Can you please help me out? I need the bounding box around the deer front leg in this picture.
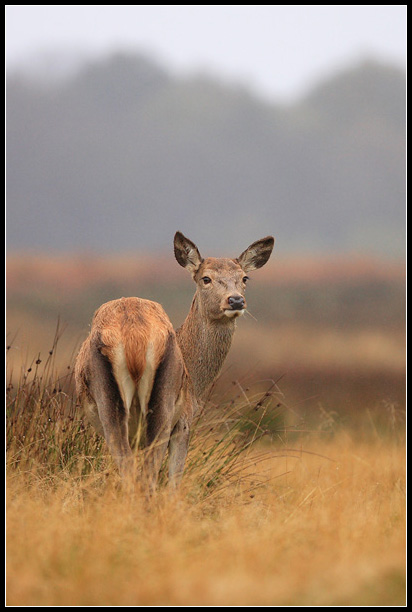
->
[168,416,191,488]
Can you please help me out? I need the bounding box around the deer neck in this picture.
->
[176,295,236,400]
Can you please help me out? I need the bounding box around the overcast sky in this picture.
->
[5,5,406,101]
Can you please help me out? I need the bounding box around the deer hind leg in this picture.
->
[143,333,184,493]
[88,343,134,479]
[83,398,104,436]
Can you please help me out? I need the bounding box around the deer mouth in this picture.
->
[223,308,245,318]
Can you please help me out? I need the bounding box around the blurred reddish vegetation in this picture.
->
[6,252,405,292]
[7,252,406,423]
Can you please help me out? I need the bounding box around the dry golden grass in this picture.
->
[6,253,406,605]
[7,432,405,606]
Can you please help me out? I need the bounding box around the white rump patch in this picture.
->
[137,342,156,416]
[112,344,136,412]
[112,342,157,418]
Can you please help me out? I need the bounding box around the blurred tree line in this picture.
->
[6,53,405,256]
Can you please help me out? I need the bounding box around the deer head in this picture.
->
[174,231,275,322]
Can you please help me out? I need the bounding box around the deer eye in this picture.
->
[243,276,249,284]
[202,276,212,285]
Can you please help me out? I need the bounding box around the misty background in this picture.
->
[6,6,406,419]
[6,5,406,257]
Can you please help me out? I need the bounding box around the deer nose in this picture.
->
[228,295,246,310]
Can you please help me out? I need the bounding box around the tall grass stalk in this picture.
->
[7,324,105,482]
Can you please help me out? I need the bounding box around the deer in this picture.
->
[75,231,274,491]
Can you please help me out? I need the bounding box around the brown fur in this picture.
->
[75,233,274,490]
[97,298,171,385]
[174,235,275,399]
[75,297,173,402]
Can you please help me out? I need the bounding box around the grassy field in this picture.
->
[6,438,406,606]
[6,336,406,606]
[6,253,406,605]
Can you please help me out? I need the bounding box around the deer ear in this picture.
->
[174,232,203,274]
[237,236,275,272]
